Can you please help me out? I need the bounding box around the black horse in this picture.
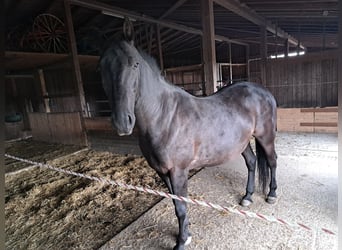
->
[99,40,278,250]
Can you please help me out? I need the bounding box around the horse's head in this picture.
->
[100,41,140,136]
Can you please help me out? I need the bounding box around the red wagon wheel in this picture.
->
[33,14,67,53]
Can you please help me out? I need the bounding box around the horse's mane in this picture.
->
[137,47,185,92]
[138,49,162,76]
[101,39,177,90]
[100,37,161,73]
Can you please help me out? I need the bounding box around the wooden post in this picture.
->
[155,24,164,71]
[64,0,88,117]
[284,38,289,57]
[297,42,301,55]
[339,0,342,137]
[275,25,278,58]
[245,45,250,81]
[145,24,154,55]
[228,43,233,84]
[201,0,217,95]
[260,25,267,85]
[322,19,326,50]
[38,69,51,113]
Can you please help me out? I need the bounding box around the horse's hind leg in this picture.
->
[240,143,257,207]
[257,137,277,204]
[266,148,277,204]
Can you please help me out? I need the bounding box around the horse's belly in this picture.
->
[188,140,246,169]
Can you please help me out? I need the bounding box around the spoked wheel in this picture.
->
[32,14,67,53]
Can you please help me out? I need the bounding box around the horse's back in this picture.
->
[216,82,274,101]
[213,82,276,112]
[211,82,277,135]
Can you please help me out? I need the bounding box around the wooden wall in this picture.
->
[250,50,338,108]
[277,107,337,133]
[28,112,87,145]
[43,68,81,112]
[5,76,43,130]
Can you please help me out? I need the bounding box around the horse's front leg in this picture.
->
[169,167,191,250]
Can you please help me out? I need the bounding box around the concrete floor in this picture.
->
[100,132,338,250]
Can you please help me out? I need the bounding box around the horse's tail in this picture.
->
[256,140,269,194]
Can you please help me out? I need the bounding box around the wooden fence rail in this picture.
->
[277,107,337,133]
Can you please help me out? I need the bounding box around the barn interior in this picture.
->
[5,0,339,144]
[4,1,339,249]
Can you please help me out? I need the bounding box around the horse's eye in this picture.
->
[133,62,139,69]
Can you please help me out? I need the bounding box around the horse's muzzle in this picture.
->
[111,113,135,136]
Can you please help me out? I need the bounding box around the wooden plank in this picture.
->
[46,113,61,143]
[301,107,338,113]
[63,112,86,145]
[315,112,338,122]
[165,64,202,73]
[28,113,50,140]
[84,117,112,131]
[300,122,337,127]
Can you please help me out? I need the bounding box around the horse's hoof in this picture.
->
[240,199,252,207]
[173,244,185,250]
[266,196,277,204]
[173,235,191,250]
[185,235,192,246]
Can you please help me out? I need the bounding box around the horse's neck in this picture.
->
[135,64,178,133]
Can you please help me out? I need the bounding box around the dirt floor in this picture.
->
[5,132,338,250]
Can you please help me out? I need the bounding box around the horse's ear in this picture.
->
[123,17,134,45]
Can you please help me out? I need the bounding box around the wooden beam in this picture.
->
[155,24,164,70]
[260,25,267,85]
[159,0,188,19]
[213,0,305,49]
[5,74,34,78]
[64,0,88,117]
[69,0,247,46]
[201,0,217,95]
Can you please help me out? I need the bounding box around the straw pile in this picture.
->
[5,146,166,249]
[5,138,82,174]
